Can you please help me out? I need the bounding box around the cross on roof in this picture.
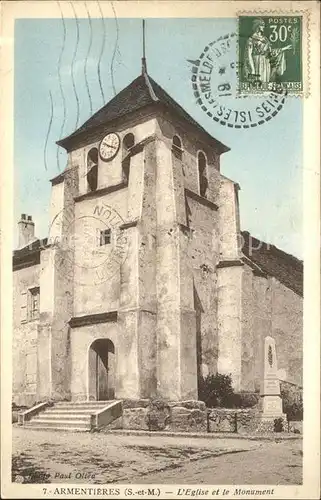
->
[142,19,147,74]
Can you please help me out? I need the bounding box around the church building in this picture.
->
[13,64,303,408]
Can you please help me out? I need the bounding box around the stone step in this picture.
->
[43,409,100,416]
[24,424,91,432]
[48,405,109,413]
[55,401,114,406]
[21,400,122,432]
[33,412,92,420]
[53,402,114,410]
[27,418,91,429]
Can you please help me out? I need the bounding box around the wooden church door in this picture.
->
[89,339,115,401]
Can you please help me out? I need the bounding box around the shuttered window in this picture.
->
[20,291,28,323]
[20,287,40,323]
[29,287,40,320]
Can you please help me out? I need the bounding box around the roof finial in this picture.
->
[142,19,147,74]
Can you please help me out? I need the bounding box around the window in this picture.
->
[122,158,130,183]
[172,135,183,160]
[122,133,135,182]
[198,151,208,198]
[87,148,98,192]
[29,287,40,320]
[123,133,135,151]
[87,147,98,165]
[100,229,111,246]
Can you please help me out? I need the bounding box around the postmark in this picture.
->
[238,15,303,94]
[189,33,287,129]
[48,201,129,287]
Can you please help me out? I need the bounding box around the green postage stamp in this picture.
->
[238,15,303,93]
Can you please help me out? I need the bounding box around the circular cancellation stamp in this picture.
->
[189,32,288,129]
[48,201,129,287]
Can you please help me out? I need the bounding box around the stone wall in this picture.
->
[216,177,243,391]
[13,264,40,406]
[217,264,243,391]
[157,114,221,197]
[69,321,145,401]
[73,191,127,317]
[241,264,303,392]
[122,400,207,432]
[240,265,256,391]
[208,408,236,433]
[47,166,78,401]
[207,408,264,434]
[186,197,219,380]
[157,114,222,392]
[270,279,302,387]
[120,401,290,434]
[167,401,207,432]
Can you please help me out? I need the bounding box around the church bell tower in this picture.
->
[44,25,230,402]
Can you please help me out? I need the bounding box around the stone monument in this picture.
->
[259,336,286,426]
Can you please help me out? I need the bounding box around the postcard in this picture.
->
[1,1,320,499]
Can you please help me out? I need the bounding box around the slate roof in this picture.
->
[241,231,303,297]
[56,72,230,154]
[13,238,47,270]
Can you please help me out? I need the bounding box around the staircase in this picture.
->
[22,401,121,432]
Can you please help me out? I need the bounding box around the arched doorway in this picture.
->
[88,339,115,401]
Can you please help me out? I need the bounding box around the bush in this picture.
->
[199,374,261,409]
[233,392,259,409]
[285,398,303,421]
[274,417,284,432]
[198,373,235,408]
[281,384,303,421]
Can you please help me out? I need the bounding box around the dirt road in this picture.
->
[12,427,302,485]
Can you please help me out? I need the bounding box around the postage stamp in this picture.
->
[238,15,303,94]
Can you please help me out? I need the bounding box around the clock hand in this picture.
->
[104,143,117,149]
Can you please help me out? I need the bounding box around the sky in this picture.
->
[14,15,303,258]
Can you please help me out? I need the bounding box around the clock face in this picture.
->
[99,133,120,161]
